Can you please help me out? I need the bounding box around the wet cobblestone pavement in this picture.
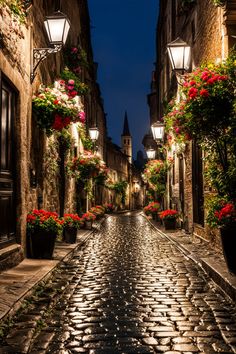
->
[1,212,236,354]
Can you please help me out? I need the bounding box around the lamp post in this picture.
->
[31,11,70,83]
[167,37,191,75]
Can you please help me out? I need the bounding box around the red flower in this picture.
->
[52,115,64,131]
[63,117,71,127]
[160,209,178,220]
[200,89,209,97]
[188,87,198,99]
[53,99,59,105]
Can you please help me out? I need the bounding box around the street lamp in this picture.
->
[167,37,191,74]
[146,147,156,160]
[31,11,71,83]
[89,127,99,142]
[151,121,165,143]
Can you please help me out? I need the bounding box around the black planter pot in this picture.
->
[28,230,57,259]
[163,218,176,230]
[85,220,93,230]
[64,227,78,244]
[220,224,236,275]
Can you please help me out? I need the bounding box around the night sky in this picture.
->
[88,0,159,159]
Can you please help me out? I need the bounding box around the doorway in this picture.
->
[0,76,17,247]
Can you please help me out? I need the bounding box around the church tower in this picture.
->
[121,111,132,163]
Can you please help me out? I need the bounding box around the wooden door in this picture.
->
[0,77,16,246]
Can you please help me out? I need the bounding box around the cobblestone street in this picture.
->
[1,212,236,354]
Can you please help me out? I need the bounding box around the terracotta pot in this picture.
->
[28,230,57,259]
[64,227,78,244]
[220,224,236,275]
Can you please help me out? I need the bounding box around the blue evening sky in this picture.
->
[88,0,159,159]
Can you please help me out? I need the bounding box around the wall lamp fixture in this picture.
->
[151,121,165,144]
[31,11,70,83]
[167,37,191,84]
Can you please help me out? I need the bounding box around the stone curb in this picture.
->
[0,218,105,323]
[143,213,236,303]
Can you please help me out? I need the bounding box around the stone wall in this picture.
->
[0,0,106,268]
[156,0,234,248]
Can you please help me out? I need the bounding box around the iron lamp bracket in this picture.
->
[30,44,62,83]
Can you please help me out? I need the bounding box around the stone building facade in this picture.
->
[155,0,236,244]
[0,0,107,268]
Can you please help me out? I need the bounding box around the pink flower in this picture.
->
[68,79,75,85]
[71,47,78,53]
[67,84,74,91]
[73,67,81,74]
[79,111,86,123]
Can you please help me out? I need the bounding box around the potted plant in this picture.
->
[206,196,236,274]
[159,209,179,230]
[104,203,115,213]
[26,209,63,259]
[143,201,160,221]
[63,213,83,243]
[82,211,96,230]
[89,206,105,219]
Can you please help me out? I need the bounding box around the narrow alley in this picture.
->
[1,212,236,354]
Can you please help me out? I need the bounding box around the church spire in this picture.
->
[122,111,131,136]
[121,111,132,163]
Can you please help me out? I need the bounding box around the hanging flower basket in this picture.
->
[66,151,108,183]
[32,79,85,135]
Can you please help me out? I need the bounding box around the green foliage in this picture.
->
[109,181,128,204]
[60,68,89,95]
[0,0,30,23]
[78,125,94,151]
[212,0,225,6]
[64,44,89,71]
[56,129,74,154]
[205,195,236,228]
[142,159,171,198]
[165,50,236,201]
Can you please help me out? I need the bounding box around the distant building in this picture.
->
[121,111,132,164]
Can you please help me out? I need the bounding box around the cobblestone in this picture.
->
[0,212,236,353]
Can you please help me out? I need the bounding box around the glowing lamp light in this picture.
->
[167,37,191,73]
[151,121,165,142]
[89,127,99,142]
[44,11,70,45]
[146,148,156,160]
